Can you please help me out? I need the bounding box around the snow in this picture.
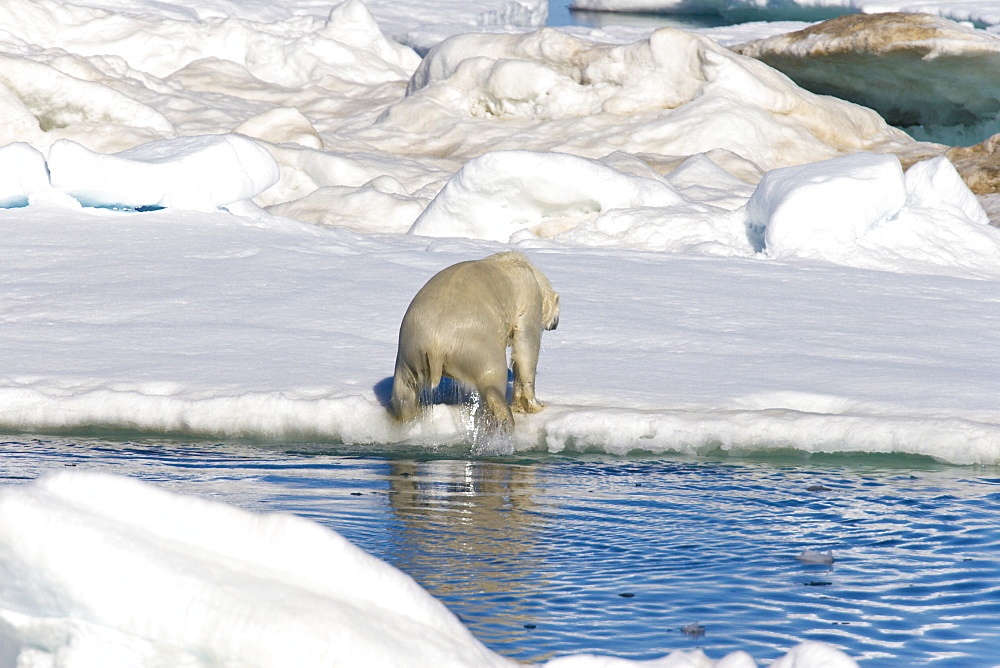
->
[0,471,859,668]
[0,143,50,208]
[740,152,1000,274]
[409,150,685,241]
[385,25,919,171]
[48,134,280,211]
[0,0,998,664]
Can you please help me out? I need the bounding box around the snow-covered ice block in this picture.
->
[0,142,50,207]
[48,134,280,211]
[742,152,907,257]
[409,150,684,242]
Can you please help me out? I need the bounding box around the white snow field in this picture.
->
[1,0,999,665]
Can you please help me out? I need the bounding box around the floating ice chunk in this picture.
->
[0,471,510,667]
[681,622,707,637]
[741,152,907,257]
[408,150,684,242]
[48,134,280,211]
[796,549,836,564]
[0,142,50,208]
[732,13,1000,138]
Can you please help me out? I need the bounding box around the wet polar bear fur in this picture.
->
[390,251,560,432]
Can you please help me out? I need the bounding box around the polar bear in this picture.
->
[389,251,560,432]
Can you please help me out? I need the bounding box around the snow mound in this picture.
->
[0,0,420,87]
[408,150,684,241]
[383,26,917,171]
[48,134,280,211]
[743,152,908,256]
[0,472,860,667]
[740,152,1000,276]
[0,52,175,151]
[0,143,50,207]
[268,180,428,234]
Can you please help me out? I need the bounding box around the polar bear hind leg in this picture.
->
[444,348,514,433]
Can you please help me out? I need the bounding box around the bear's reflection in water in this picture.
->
[386,459,547,640]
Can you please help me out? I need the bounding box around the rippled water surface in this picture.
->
[3,436,1000,665]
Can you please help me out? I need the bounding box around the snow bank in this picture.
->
[400,147,1000,276]
[0,0,420,87]
[740,152,1000,277]
[0,52,175,151]
[0,472,859,667]
[408,150,685,241]
[0,143,50,208]
[48,134,279,211]
[381,26,918,170]
[743,152,907,256]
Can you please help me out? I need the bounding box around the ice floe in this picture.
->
[569,0,1000,31]
[732,12,1000,145]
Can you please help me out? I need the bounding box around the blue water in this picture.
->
[547,0,731,30]
[546,0,854,28]
[4,435,1000,665]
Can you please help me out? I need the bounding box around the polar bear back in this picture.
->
[396,251,558,385]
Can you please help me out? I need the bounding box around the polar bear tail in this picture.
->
[389,351,444,423]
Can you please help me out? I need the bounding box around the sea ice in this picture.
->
[0,0,997,663]
[732,13,1000,144]
[569,0,1000,31]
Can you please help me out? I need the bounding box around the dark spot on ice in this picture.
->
[350,492,363,496]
